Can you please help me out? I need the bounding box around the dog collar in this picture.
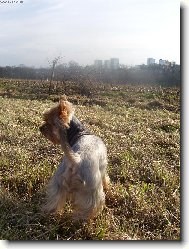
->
[67,116,92,147]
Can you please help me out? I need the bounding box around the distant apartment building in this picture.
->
[94,60,103,68]
[159,59,165,65]
[147,58,155,65]
[110,58,119,69]
[94,58,119,69]
[104,60,111,69]
[159,59,170,66]
[171,61,176,66]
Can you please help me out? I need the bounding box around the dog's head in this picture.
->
[39,95,74,144]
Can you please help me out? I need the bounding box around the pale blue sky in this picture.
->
[0,0,180,67]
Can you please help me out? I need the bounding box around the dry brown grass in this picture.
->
[0,79,180,240]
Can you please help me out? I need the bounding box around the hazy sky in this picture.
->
[0,0,180,67]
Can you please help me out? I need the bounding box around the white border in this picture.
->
[0,1,187,248]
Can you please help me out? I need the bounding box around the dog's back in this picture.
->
[72,135,107,186]
[49,134,108,219]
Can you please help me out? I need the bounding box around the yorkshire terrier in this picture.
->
[39,95,109,220]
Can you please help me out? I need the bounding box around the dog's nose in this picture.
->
[39,126,43,132]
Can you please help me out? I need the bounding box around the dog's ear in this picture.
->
[60,95,67,102]
[59,97,73,128]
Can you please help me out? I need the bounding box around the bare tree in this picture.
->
[48,56,62,94]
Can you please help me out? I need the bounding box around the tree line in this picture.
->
[0,61,180,87]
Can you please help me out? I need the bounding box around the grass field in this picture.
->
[0,79,180,240]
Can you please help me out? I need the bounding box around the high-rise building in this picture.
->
[94,58,120,69]
[94,60,103,68]
[104,60,111,69]
[110,58,119,69]
[147,58,155,65]
[159,59,164,65]
[159,59,170,66]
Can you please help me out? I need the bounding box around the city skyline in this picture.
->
[0,0,180,67]
[0,55,179,69]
